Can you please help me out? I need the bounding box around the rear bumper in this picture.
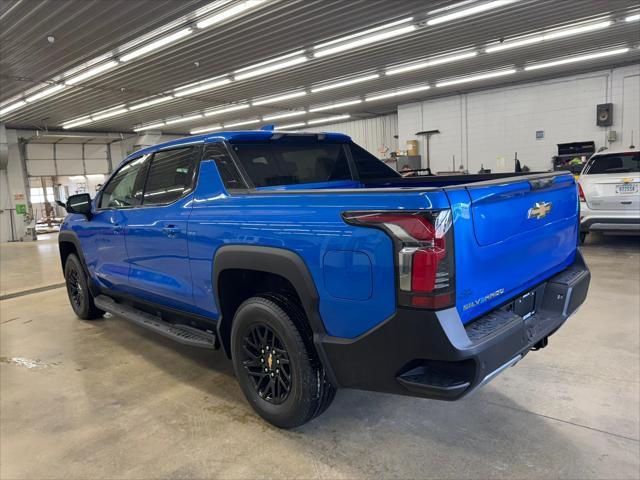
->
[321,250,590,400]
[580,202,640,233]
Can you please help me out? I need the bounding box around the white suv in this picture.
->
[578,148,639,243]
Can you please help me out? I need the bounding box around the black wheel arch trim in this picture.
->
[58,231,99,297]
[213,245,337,385]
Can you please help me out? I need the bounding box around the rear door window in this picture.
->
[142,147,198,205]
[583,152,640,174]
[230,141,351,187]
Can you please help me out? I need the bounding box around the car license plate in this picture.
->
[616,183,638,194]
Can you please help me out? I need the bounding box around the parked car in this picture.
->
[578,148,640,242]
[58,130,590,428]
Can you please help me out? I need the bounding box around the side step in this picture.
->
[94,295,217,349]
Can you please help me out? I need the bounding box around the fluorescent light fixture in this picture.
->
[0,101,26,116]
[223,119,260,128]
[234,55,308,80]
[62,117,93,129]
[234,50,305,73]
[24,84,66,103]
[314,24,416,58]
[196,0,265,29]
[625,13,640,22]
[194,0,234,19]
[262,111,307,121]
[486,19,613,53]
[524,47,630,71]
[275,122,306,130]
[365,85,430,102]
[252,91,307,106]
[309,99,362,112]
[129,96,173,110]
[65,60,119,85]
[307,114,351,125]
[134,122,165,132]
[428,0,476,15]
[543,20,612,40]
[311,74,380,93]
[173,78,232,97]
[120,27,192,62]
[204,104,250,116]
[92,108,129,121]
[165,114,204,125]
[436,69,516,87]
[485,36,543,53]
[314,17,413,50]
[190,124,223,134]
[427,0,518,26]
[386,51,478,75]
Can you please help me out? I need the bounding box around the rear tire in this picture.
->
[64,253,104,320]
[231,294,336,428]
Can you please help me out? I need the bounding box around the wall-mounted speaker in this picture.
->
[596,103,613,127]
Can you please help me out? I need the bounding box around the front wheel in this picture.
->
[231,294,335,428]
[64,253,103,320]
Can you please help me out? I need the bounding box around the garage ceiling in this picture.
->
[1,0,639,134]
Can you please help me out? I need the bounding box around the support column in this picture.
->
[18,139,36,240]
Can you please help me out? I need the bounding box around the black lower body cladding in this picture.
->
[321,250,590,400]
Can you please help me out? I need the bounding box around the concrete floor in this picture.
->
[1,233,639,479]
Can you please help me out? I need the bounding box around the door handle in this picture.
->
[112,224,123,234]
[162,225,180,238]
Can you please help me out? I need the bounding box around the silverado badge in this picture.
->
[528,201,552,220]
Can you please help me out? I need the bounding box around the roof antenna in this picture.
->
[630,130,635,149]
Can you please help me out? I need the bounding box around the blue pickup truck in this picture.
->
[59,130,590,428]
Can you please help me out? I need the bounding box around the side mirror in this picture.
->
[66,193,92,218]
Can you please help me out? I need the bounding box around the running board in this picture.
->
[94,295,217,349]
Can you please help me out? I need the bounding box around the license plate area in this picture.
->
[616,183,638,194]
[502,290,536,320]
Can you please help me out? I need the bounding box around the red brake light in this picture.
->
[578,183,586,201]
[342,210,455,310]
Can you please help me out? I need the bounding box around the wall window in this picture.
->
[30,187,54,204]
[142,147,197,205]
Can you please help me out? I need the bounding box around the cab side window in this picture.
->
[204,143,246,190]
[142,147,197,205]
[99,155,148,209]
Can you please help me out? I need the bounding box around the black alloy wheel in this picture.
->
[230,294,336,428]
[241,322,292,405]
[64,253,104,320]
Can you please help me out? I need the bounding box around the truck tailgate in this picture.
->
[446,173,579,324]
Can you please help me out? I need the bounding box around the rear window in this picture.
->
[583,152,639,174]
[350,143,399,179]
[230,141,351,187]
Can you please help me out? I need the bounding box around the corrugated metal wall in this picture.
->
[305,114,398,158]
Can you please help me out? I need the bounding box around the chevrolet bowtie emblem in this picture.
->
[528,201,552,220]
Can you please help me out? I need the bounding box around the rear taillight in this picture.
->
[578,182,586,202]
[343,210,455,310]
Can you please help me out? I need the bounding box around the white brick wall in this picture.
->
[398,65,640,173]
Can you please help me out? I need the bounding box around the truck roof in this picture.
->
[125,129,353,162]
